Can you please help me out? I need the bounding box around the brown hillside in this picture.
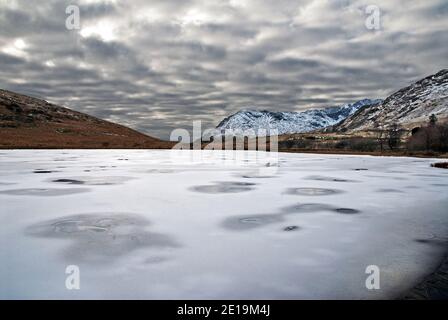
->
[0,89,174,149]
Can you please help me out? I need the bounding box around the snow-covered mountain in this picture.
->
[215,99,382,136]
[334,69,448,132]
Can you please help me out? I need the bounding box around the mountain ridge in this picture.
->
[215,99,382,136]
[215,69,448,137]
[333,69,448,132]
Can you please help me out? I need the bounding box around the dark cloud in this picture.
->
[268,57,321,72]
[0,0,447,139]
[79,2,118,19]
[0,52,25,65]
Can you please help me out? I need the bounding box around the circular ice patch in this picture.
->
[285,188,342,196]
[221,214,284,230]
[25,213,179,263]
[282,203,336,214]
[191,181,257,194]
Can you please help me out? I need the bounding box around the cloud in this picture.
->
[0,0,447,139]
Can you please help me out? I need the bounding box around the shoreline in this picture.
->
[278,148,448,159]
[402,254,448,300]
[1,147,448,160]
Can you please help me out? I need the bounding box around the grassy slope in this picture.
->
[0,89,174,149]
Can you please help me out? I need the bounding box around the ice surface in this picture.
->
[0,150,447,299]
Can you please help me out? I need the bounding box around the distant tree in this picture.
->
[407,118,448,153]
[429,114,438,126]
[387,123,402,151]
[422,127,434,151]
[283,139,295,149]
[438,124,448,152]
[374,121,386,153]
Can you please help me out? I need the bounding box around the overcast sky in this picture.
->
[0,0,447,139]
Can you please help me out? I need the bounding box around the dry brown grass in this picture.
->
[0,122,175,149]
[0,89,175,149]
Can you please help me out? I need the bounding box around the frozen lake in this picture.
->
[1,150,447,299]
